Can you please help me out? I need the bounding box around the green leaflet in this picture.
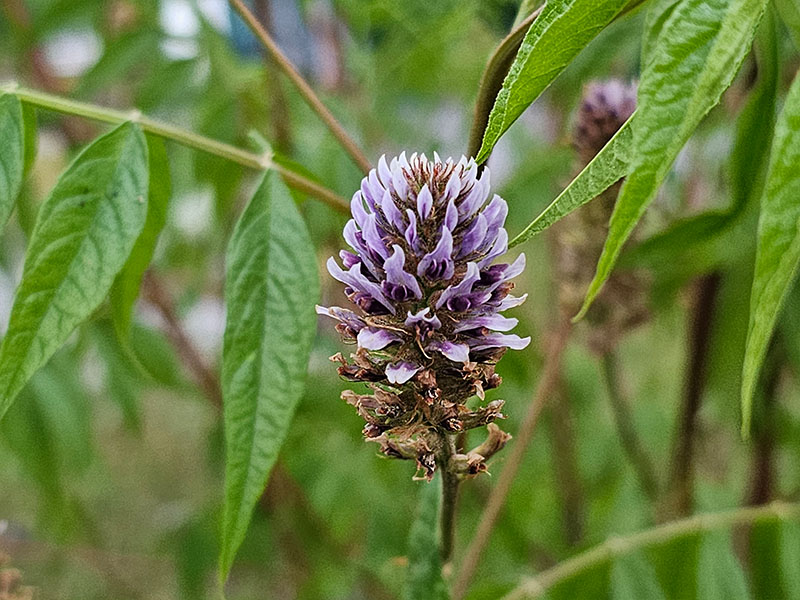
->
[509,115,633,248]
[0,93,26,228]
[475,0,629,164]
[219,170,319,581]
[696,530,751,600]
[741,69,800,434]
[403,478,449,600]
[576,0,768,320]
[0,122,148,422]
[610,551,666,600]
[111,135,171,340]
[623,8,779,272]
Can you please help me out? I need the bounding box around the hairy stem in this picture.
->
[453,319,572,600]
[0,83,350,214]
[663,272,721,520]
[439,433,461,563]
[502,501,800,600]
[600,351,660,502]
[228,0,372,174]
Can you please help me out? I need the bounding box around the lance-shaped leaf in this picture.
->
[0,93,25,228]
[219,170,319,580]
[741,69,800,433]
[403,478,449,600]
[475,0,629,163]
[0,122,148,421]
[111,135,171,339]
[509,115,633,248]
[576,0,769,320]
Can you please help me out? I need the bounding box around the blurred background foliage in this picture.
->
[0,0,799,598]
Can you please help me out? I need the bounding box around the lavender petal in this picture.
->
[357,327,401,350]
[385,361,419,384]
[417,227,455,281]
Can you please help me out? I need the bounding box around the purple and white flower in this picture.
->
[318,153,528,478]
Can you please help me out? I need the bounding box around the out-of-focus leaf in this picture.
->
[403,478,448,600]
[219,170,319,580]
[696,530,750,600]
[648,532,701,600]
[610,551,666,600]
[774,0,800,48]
[130,324,187,389]
[741,69,800,433]
[749,517,789,599]
[0,123,148,422]
[475,0,630,163]
[111,135,170,340]
[0,93,25,228]
[0,357,93,534]
[91,322,143,432]
[577,0,768,319]
[509,116,633,248]
[548,561,611,600]
[625,9,778,271]
[21,102,37,176]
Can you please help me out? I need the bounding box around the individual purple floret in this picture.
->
[318,153,528,479]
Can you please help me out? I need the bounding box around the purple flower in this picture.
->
[318,153,528,478]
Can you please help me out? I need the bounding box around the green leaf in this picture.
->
[741,69,800,433]
[641,0,682,66]
[696,530,751,600]
[475,0,630,163]
[21,102,37,176]
[648,532,701,600]
[0,93,26,228]
[111,135,170,339]
[611,551,666,600]
[0,122,149,422]
[576,0,768,320]
[509,115,633,248]
[774,0,800,48]
[403,478,448,600]
[624,10,779,271]
[749,517,789,599]
[219,170,319,580]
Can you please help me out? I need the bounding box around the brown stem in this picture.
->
[452,318,572,600]
[663,272,721,520]
[601,351,660,502]
[547,380,585,546]
[746,341,783,507]
[228,0,372,174]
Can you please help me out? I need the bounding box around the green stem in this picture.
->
[439,433,460,563]
[502,501,800,600]
[228,0,372,175]
[0,82,350,214]
[600,351,660,503]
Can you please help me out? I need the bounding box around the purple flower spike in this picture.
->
[318,153,530,476]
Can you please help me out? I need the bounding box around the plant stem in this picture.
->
[547,381,585,546]
[452,318,572,600]
[0,82,350,214]
[467,7,543,161]
[439,433,460,563]
[228,0,372,174]
[600,351,660,503]
[663,272,721,520]
[502,501,800,600]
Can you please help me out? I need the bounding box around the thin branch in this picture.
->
[502,501,800,600]
[452,319,573,600]
[0,82,350,214]
[600,351,660,503]
[663,272,721,520]
[467,7,544,160]
[547,381,586,546]
[228,0,372,174]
